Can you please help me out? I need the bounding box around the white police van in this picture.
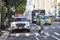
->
[10,16,30,32]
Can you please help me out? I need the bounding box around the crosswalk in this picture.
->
[9,31,60,40]
[6,22,60,40]
[31,25,60,40]
[54,32,60,36]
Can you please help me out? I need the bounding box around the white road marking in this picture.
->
[25,33,30,36]
[52,35,60,40]
[11,34,18,36]
[54,32,60,36]
[44,27,48,29]
[1,32,9,40]
[11,33,34,36]
[44,32,50,36]
[51,27,56,29]
[16,33,20,37]
[35,36,39,40]
[35,33,40,36]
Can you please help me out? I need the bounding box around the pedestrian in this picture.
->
[40,19,44,33]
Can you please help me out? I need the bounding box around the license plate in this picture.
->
[19,27,22,29]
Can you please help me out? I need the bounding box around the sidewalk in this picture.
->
[0,31,9,40]
[0,32,4,36]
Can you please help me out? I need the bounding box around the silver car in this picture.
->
[56,16,60,21]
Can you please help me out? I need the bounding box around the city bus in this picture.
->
[32,9,45,23]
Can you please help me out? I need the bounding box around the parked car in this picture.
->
[44,16,52,25]
[9,16,30,32]
[56,16,60,21]
[49,16,56,22]
[36,15,52,25]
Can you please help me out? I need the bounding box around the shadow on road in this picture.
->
[10,29,30,33]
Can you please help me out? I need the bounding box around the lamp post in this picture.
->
[54,6,57,16]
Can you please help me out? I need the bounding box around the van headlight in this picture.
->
[11,23,15,26]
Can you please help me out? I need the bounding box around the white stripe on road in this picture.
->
[54,32,60,36]
[35,33,40,36]
[1,32,10,40]
[11,33,34,37]
[44,27,49,29]
[51,35,60,40]
[44,32,50,36]
[25,33,31,36]
[51,27,56,29]
[35,36,39,40]
[16,33,20,37]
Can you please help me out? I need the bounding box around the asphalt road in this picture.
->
[6,22,60,40]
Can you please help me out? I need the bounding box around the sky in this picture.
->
[57,0,60,2]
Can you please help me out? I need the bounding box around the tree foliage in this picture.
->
[1,0,27,29]
[16,0,27,14]
[58,2,60,15]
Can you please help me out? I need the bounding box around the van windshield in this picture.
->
[44,16,49,19]
[10,18,27,22]
[39,16,44,19]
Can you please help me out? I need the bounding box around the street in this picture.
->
[1,0,60,40]
[5,22,60,40]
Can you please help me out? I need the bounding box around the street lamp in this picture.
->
[55,6,57,16]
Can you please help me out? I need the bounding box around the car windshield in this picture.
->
[10,18,27,22]
[39,16,45,19]
[44,16,49,19]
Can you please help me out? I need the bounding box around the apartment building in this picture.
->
[34,0,57,16]
[25,0,57,20]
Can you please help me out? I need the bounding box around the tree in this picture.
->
[58,2,60,15]
[17,4,26,14]
[14,0,27,14]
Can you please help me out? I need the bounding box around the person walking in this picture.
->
[40,19,44,33]
[36,15,44,33]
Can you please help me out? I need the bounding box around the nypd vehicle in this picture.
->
[9,16,30,32]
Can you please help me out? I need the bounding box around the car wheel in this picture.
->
[27,29,30,32]
[36,22,40,25]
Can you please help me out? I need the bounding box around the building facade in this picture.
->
[34,0,57,16]
[25,0,57,20]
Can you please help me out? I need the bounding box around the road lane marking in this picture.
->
[11,33,34,36]
[1,32,10,40]
[35,36,39,40]
[35,33,40,36]
[16,33,20,37]
[44,32,50,36]
[25,33,30,36]
[54,32,60,36]
[51,35,60,40]
[51,27,56,29]
[44,27,49,29]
